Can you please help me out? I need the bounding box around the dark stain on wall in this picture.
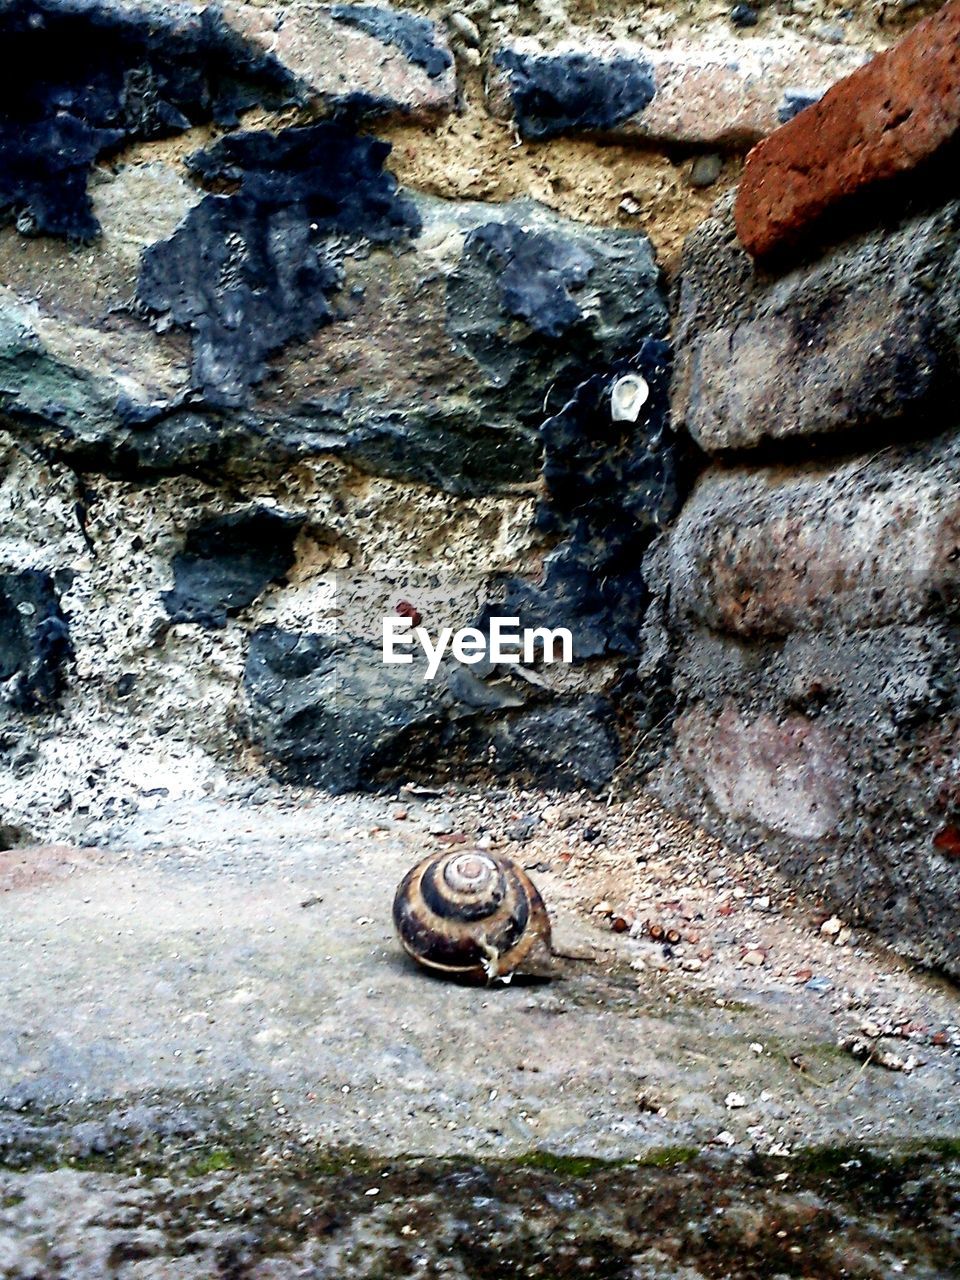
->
[0,570,72,712]
[464,222,596,339]
[0,0,299,241]
[494,48,656,141]
[479,337,683,660]
[138,123,422,408]
[162,508,304,629]
[328,4,452,78]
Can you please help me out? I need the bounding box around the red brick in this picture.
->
[735,0,960,257]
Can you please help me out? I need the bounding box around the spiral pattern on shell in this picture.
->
[392,850,552,982]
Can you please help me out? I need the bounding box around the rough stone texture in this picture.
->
[138,123,424,410]
[0,0,300,240]
[0,571,72,714]
[0,434,542,829]
[226,1,455,123]
[0,0,451,248]
[667,437,960,638]
[673,195,960,453]
[244,627,621,791]
[0,147,665,490]
[484,338,681,663]
[487,36,868,147]
[0,81,673,804]
[736,0,960,257]
[235,334,677,789]
[646,430,960,979]
[161,507,304,627]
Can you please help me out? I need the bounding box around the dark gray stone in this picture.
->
[0,570,71,713]
[688,154,722,188]
[673,195,960,454]
[244,627,620,792]
[138,123,421,410]
[490,47,656,141]
[777,88,822,123]
[480,338,684,662]
[729,4,759,28]
[162,508,304,628]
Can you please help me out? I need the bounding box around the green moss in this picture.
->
[792,1138,960,1180]
[511,1151,622,1177]
[507,1147,699,1177]
[636,1145,699,1169]
[187,1148,238,1176]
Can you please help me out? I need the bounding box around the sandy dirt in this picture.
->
[375,81,737,272]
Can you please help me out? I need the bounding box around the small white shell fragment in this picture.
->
[610,373,650,422]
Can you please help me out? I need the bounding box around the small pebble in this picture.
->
[689,154,723,188]
[730,3,759,26]
[448,11,480,45]
[806,976,833,993]
[506,814,540,842]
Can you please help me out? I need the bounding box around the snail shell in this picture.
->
[610,373,650,423]
[393,850,552,983]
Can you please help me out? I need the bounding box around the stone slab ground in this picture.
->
[1,785,959,1274]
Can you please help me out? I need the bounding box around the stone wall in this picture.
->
[1,0,948,985]
[647,1,960,979]
[8,0,888,840]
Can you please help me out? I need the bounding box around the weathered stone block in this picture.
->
[487,37,867,147]
[667,434,960,638]
[162,508,304,628]
[736,0,960,257]
[673,196,960,453]
[244,627,619,791]
[651,620,960,978]
[226,2,455,123]
[0,127,666,492]
[645,428,960,978]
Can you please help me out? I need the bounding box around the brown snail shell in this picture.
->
[392,850,552,983]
